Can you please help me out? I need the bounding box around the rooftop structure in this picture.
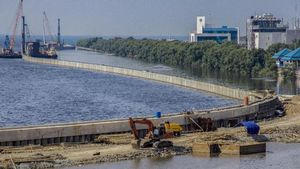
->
[272,48,300,67]
[190,16,239,44]
[247,13,289,49]
[272,48,291,59]
[282,48,300,61]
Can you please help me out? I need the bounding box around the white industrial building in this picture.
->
[247,13,288,50]
[247,13,300,50]
[254,32,287,49]
[190,16,239,44]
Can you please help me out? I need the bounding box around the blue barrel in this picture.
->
[156,112,161,118]
[240,121,260,135]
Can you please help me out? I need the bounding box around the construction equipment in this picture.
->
[0,0,23,58]
[128,118,182,149]
[43,11,56,45]
[24,24,32,42]
[9,0,23,50]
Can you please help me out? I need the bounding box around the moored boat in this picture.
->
[0,48,22,59]
[26,41,57,59]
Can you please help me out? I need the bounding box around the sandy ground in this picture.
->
[0,96,299,169]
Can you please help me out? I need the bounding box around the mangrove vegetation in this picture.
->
[77,37,300,78]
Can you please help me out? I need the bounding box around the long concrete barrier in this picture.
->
[76,46,103,53]
[0,55,277,146]
[22,55,257,100]
[0,96,279,146]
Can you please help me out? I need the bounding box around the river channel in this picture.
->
[58,49,300,95]
[63,143,300,169]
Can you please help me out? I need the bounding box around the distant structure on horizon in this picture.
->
[246,13,300,50]
[189,16,239,44]
[246,13,288,50]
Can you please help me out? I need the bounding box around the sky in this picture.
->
[0,0,299,37]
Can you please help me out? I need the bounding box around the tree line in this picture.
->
[77,37,300,78]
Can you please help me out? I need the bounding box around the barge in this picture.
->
[26,41,57,59]
[0,49,22,59]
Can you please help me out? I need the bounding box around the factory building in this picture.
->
[190,16,239,44]
[246,13,289,50]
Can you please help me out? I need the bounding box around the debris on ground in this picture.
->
[0,96,299,169]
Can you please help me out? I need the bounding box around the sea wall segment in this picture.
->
[22,55,256,100]
[0,55,277,146]
[0,96,279,146]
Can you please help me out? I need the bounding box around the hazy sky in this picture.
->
[0,0,299,36]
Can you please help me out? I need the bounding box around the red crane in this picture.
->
[9,0,23,50]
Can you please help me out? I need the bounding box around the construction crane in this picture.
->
[9,0,23,50]
[43,11,55,44]
[25,24,32,42]
[4,35,10,49]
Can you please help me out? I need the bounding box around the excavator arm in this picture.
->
[128,118,154,140]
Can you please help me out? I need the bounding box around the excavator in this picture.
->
[128,117,182,149]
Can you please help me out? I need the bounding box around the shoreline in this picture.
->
[1,95,299,168]
[0,53,296,168]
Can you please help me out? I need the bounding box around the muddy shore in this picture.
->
[0,96,299,169]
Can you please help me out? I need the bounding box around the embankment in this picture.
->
[0,55,280,146]
[23,54,257,100]
[0,96,279,146]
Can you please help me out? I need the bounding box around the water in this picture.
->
[58,50,300,95]
[64,143,300,169]
[0,59,238,127]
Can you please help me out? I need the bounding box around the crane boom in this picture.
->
[43,11,55,43]
[25,24,32,42]
[10,0,23,50]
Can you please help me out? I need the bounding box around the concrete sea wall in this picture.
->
[76,46,103,53]
[0,96,279,146]
[22,55,255,100]
[0,55,280,146]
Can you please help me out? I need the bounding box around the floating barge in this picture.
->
[25,41,57,59]
[0,51,22,59]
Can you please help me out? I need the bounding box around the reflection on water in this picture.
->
[64,143,300,169]
[276,76,300,95]
[58,50,300,95]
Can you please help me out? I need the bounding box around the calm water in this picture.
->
[0,59,238,127]
[64,143,300,169]
[58,50,300,95]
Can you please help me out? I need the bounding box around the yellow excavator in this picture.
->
[129,117,183,149]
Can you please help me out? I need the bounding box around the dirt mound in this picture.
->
[94,136,112,144]
[284,96,300,115]
[291,96,300,102]
[261,125,300,143]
